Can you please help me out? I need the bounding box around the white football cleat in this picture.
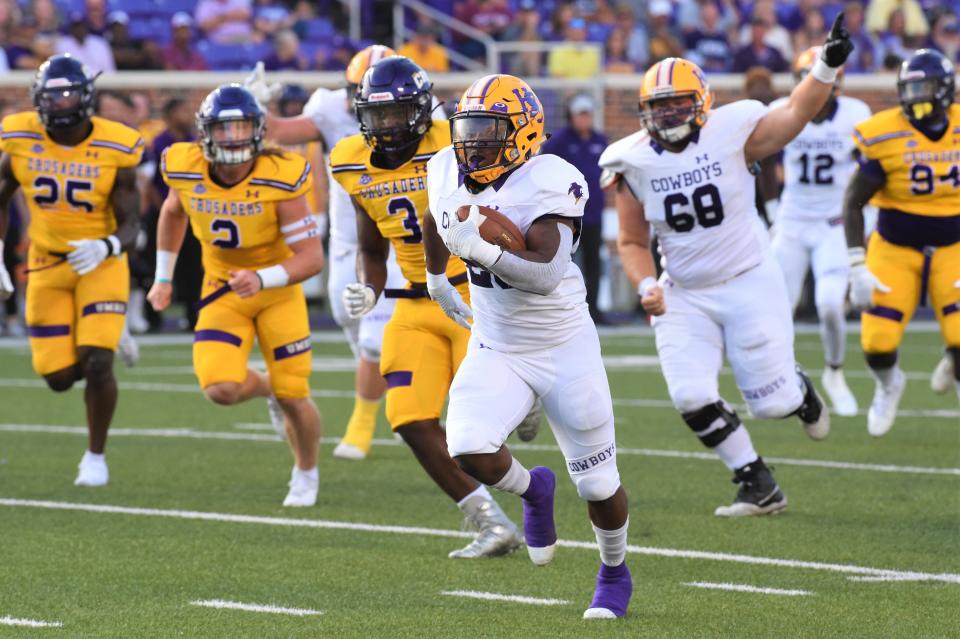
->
[266,395,287,441]
[930,354,954,395]
[74,451,108,487]
[283,467,318,507]
[117,324,139,368]
[448,496,521,559]
[821,367,858,416]
[867,368,906,437]
[332,442,366,460]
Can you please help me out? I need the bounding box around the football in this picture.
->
[456,204,527,252]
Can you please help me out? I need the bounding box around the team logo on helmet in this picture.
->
[568,182,584,203]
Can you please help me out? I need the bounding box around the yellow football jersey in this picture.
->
[853,104,960,217]
[329,122,464,284]
[0,112,144,255]
[161,143,313,281]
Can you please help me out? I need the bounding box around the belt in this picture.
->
[384,272,469,299]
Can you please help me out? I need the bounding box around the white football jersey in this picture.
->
[774,95,871,222]
[427,147,591,352]
[304,87,361,247]
[599,100,770,289]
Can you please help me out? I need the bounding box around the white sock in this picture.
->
[491,457,531,496]
[819,307,846,369]
[457,483,492,511]
[294,466,318,482]
[713,426,758,471]
[870,364,901,387]
[592,519,628,567]
[83,450,105,463]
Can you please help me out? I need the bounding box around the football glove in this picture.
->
[0,241,12,301]
[444,205,502,268]
[343,283,377,319]
[243,62,282,105]
[821,12,854,68]
[427,273,472,330]
[848,247,890,310]
[67,236,119,275]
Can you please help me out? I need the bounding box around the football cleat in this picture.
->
[821,367,858,417]
[332,442,366,460]
[930,354,954,395]
[514,399,542,442]
[266,395,287,441]
[796,366,830,440]
[714,457,787,517]
[282,467,318,507]
[117,324,139,368]
[522,466,557,565]
[583,562,633,619]
[867,367,906,437]
[74,451,108,487]
[448,496,521,559]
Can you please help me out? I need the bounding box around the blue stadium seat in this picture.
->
[301,18,335,43]
[155,0,196,15]
[108,0,160,19]
[199,41,272,71]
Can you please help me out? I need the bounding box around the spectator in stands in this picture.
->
[676,0,739,34]
[647,0,685,63]
[612,3,649,69]
[547,17,601,78]
[253,0,294,41]
[604,28,636,73]
[162,13,208,71]
[502,0,544,76]
[455,0,513,59]
[398,23,449,72]
[31,0,59,35]
[196,0,254,44]
[86,0,108,36]
[541,93,608,324]
[56,11,115,73]
[733,16,787,72]
[263,28,307,71]
[0,0,19,42]
[791,6,828,57]
[877,8,915,68]
[7,14,40,69]
[740,0,792,62]
[543,3,575,42]
[866,0,929,40]
[318,38,354,72]
[842,1,878,72]
[107,11,161,71]
[30,34,56,67]
[684,0,733,72]
[96,90,135,126]
[927,12,959,63]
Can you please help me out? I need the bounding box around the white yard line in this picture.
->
[2,423,958,477]
[1,498,957,585]
[440,591,569,606]
[189,599,322,616]
[0,615,63,628]
[847,575,944,583]
[683,582,813,596]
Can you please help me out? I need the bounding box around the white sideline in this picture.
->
[1,498,958,585]
[0,615,63,628]
[189,599,322,616]
[440,591,569,606]
[683,582,813,597]
[0,377,956,419]
[2,423,959,478]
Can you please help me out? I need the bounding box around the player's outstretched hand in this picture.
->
[229,269,263,298]
[427,274,473,329]
[821,12,854,68]
[244,62,282,105]
[66,239,109,275]
[147,281,172,312]
[343,282,377,319]
[0,261,13,301]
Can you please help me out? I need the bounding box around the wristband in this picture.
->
[256,264,290,289]
[638,276,658,298]
[810,58,839,84]
[155,250,178,283]
[473,241,504,269]
[102,235,121,257]
[848,246,865,267]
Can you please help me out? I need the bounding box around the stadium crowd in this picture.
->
[0,0,956,75]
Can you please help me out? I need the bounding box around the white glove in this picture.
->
[444,205,502,268]
[427,272,472,330]
[67,238,115,275]
[848,247,890,310]
[243,61,282,105]
[342,282,377,319]
[0,241,12,301]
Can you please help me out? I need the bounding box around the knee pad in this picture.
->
[682,401,741,448]
[865,350,898,371]
[445,422,498,458]
[566,442,620,502]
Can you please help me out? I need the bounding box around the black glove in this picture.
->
[821,12,854,68]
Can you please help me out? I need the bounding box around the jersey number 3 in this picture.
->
[387,196,422,244]
[664,184,725,232]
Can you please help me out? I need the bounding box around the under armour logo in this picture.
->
[695,153,709,164]
[86,150,98,159]
[414,164,427,174]
[246,190,259,199]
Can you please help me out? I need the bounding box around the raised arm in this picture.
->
[147,187,190,311]
[613,179,664,315]
[745,13,854,164]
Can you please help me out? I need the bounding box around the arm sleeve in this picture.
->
[487,223,574,296]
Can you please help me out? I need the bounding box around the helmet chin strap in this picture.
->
[660,122,694,143]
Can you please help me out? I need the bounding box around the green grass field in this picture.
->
[1,326,957,638]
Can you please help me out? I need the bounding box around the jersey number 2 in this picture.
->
[387,196,422,244]
[32,176,94,212]
[211,218,240,248]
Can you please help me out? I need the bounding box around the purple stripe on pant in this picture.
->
[194,329,242,347]
[81,301,127,316]
[27,324,70,337]
[865,306,905,322]
[273,337,311,361]
[384,371,413,388]
[944,302,959,316]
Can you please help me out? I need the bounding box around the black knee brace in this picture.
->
[865,350,898,371]
[682,401,741,448]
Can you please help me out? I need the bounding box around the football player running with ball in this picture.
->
[602,16,853,516]
[425,74,632,619]
[148,85,325,507]
[770,47,871,417]
[0,54,143,487]
[329,57,522,559]
[844,49,960,434]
